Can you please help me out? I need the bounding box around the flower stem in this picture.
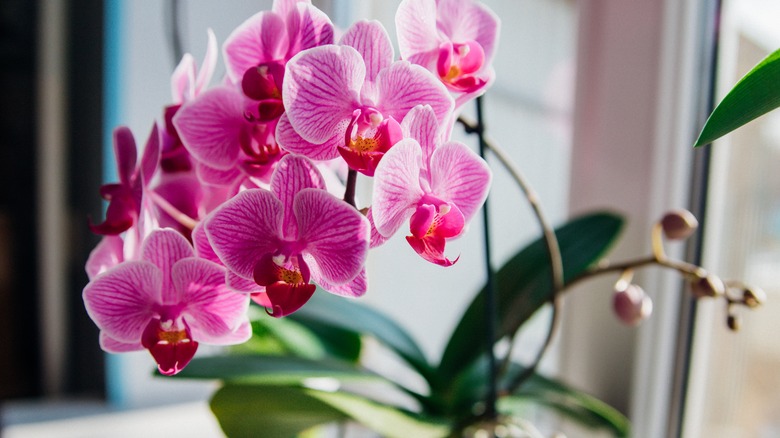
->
[147,190,198,230]
[458,114,564,395]
[474,97,499,421]
[343,169,357,208]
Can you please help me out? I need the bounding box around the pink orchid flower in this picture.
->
[204,154,370,317]
[89,125,160,235]
[224,0,334,122]
[83,229,251,376]
[278,20,453,176]
[161,29,218,174]
[372,105,491,266]
[396,0,499,107]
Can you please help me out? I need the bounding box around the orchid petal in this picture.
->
[365,207,388,248]
[139,124,161,187]
[401,104,440,164]
[294,188,369,285]
[86,235,125,280]
[372,139,425,237]
[192,222,219,263]
[113,127,137,186]
[227,271,262,293]
[318,268,368,297]
[272,0,308,18]
[437,0,500,63]
[395,0,439,64]
[174,258,250,342]
[283,45,364,144]
[286,3,334,58]
[223,11,289,83]
[271,154,326,238]
[340,20,393,83]
[141,229,195,304]
[275,113,343,160]
[205,189,283,279]
[429,141,492,221]
[100,332,143,353]
[195,28,218,96]
[174,86,247,170]
[195,161,243,187]
[376,61,453,124]
[83,261,160,343]
[171,53,196,104]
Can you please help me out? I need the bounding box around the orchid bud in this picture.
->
[742,287,766,308]
[727,314,741,331]
[690,273,725,299]
[660,209,699,240]
[613,284,653,326]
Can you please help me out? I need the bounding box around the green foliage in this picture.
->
[695,48,780,146]
[178,212,629,437]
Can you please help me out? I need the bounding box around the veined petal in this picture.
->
[192,222,219,263]
[340,20,393,83]
[174,86,247,170]
[227,271,262,293]
[195,160,243,187]
[141,229,195,304]
[113,127,137,187]
[437,0,500,63]
[400,104,440,165]
[223,11,289,83]
[283,45,364,144]
[171,53,196,104]
[294,189,369,285]
[276,113,343,160]
[139,124,161,188]
[376,61,453,125]
[174,258,250,343]
[372,139,425,237]
[271,154,326,239]
[86,235,125,280]
[285,2,334,58]
[318,268,368,297]
[429,141,492,221]
[204,189,283,279]
[99,332,143,353]
[272,0,308,18]
[395,0,439,62]
[83,261,160,343]
[195,28,218,96]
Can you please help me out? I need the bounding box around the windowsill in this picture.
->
[2,401,223,437]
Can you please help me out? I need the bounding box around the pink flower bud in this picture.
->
[613,284,653,326]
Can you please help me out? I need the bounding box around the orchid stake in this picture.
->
[474,96,499,422]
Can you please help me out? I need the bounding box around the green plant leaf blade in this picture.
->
[437,212,624,384]
[290,290,433,378]
[210,385,347,438]
[211,385,451,438]
[695,48,780,146]
[172,354,380,385]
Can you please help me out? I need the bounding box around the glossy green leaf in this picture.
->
[514,373,630,437]
[211,385,451,438]
[290,290,433,379]
[437,212,624,383]
[173,354,380,385]
[308,390,451,438]
[211,385,347,437]
[695,48,780,146]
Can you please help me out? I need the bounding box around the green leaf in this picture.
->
[695,48,780,146]
[514,373,630,437]
[210,385,347,437]
[173,354,380,385]
[290,290,433,379]
[211,385,451,438]
[308,390,451,438]
[437,212,624,384]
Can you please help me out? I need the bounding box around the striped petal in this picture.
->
[429,141,492,221]
[372,139,425,237]
[340,20,393,83]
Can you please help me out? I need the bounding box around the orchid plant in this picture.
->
[83,0,767,437]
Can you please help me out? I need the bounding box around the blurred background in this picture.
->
[0,0,778,436]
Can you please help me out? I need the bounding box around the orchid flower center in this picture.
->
[253,254,317,318]
[436,41,487,93]
[338,109,403,176]
[239,124,282,171]
[242,61,286,122]
[141,317,198,376]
